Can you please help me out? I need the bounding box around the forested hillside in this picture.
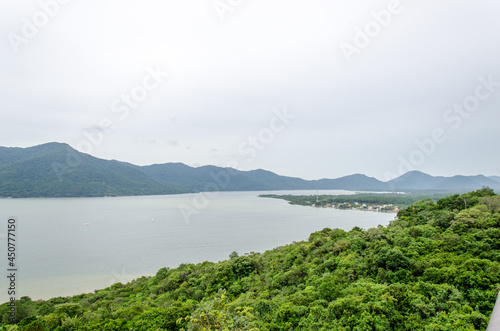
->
[0,143,183,197]
[1,188,500,330]
[1,143,499,197]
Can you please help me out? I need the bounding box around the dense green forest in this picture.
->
[2,188,500,330]
[260,192,450,209]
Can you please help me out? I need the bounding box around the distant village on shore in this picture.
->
[312,201,400,213]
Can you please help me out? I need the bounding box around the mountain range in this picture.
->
[0,142,498,198]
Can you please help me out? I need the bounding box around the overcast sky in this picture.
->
[1,0,499,181]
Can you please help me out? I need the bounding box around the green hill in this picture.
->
[1,188,499,330]
[0,143,183,197]
[1,143,499,198]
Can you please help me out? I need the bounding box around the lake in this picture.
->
[0,190,395,302]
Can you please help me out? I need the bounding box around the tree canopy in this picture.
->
[1,187,499,330]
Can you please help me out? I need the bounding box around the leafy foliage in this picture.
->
[1,188,499,330]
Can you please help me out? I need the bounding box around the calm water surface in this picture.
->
[0,190,395,302]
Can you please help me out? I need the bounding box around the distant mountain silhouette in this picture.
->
[314,174,389,191]
[386,171,500,191]
[489,176,500,183]
[0,143,498,197]
[387,171,443,190]
[0,143,182,197]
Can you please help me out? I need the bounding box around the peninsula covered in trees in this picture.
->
[260,192,453,213]
[1,188,500,330]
